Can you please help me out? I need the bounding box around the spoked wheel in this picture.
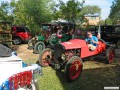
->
[39,48,52,67]
[49,34,58,46]
[65,56,83,82]
[106,47,115,64]
[28,39,34,50]
[33,41,45,54]
[13,37,22,45]
[116,40,120,49]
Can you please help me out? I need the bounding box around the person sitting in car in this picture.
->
[85,31,98,51]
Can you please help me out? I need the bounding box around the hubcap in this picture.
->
[38,44,43,51]
[14,39,20,44]
[49,35,58,46]
[69,60,82,80]
[42,51,51,66]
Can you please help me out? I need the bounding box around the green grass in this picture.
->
[23,59,120,90]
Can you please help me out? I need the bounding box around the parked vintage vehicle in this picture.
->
[0,44,42,90]
[95,25,120,48]
[28,22,75,54]
[12,25,32,45]
[38,38,115,82]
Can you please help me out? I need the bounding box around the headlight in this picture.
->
[61,54,66,60]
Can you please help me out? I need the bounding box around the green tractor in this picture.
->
[28,22,75,54]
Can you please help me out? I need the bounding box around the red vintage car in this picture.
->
[38,38,115,82]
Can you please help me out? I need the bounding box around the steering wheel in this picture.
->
[56,30,63,38]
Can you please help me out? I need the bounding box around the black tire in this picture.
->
[28,39,34,50]
[49,34,58,46]
[105,47,115,64]
[65,56,83,82]
[39,48,52,67]
[33,41,45,54]
[13,37,22,45]
[116,40,120,48]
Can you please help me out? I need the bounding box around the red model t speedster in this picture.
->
[38,38,115,82]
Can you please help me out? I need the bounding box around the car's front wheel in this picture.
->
[106,47,115,64]
[65,56,83,82]
[39,48,52,67]
[33,41,45,54]
[28,39,34,50]
[13,37,22,45]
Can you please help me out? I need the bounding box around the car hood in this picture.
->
[60,39,86,50]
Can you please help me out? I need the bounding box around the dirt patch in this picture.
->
[16,44,39,61]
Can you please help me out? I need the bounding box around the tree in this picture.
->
[13,0,54,35]
[53,1,101,24]
[0,1,14,21]
[77,5,101,23]
[79,5,101,15]
[53,0,84,22]
[109,0,120,24]
[105,18,113,25]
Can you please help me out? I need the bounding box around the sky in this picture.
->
[1,0,114,20]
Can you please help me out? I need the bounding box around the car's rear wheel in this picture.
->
[13,37,22,45]
[33,41,45,54]
[49,34,58,46]
[39,48,52,67]
[65,56,83,82]
[116,40,120,48]
[28,39,34,50]
[106,47,115,64]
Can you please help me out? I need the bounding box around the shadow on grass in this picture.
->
[55,64,120,90]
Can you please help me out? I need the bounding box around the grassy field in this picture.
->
[18,44,120,90]
[23,59,120,90]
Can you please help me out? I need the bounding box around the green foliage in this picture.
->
[79,5,101,16]
[53,1,101,24]
[105,18,113,25]
[99,18,113,25]
[13,0,54,35]
[53,0,84,22]
[0,0,54,36]
[0,0,101,35]
[0,1,14,21]
[77,5,101,24]
[109,0,120,24]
